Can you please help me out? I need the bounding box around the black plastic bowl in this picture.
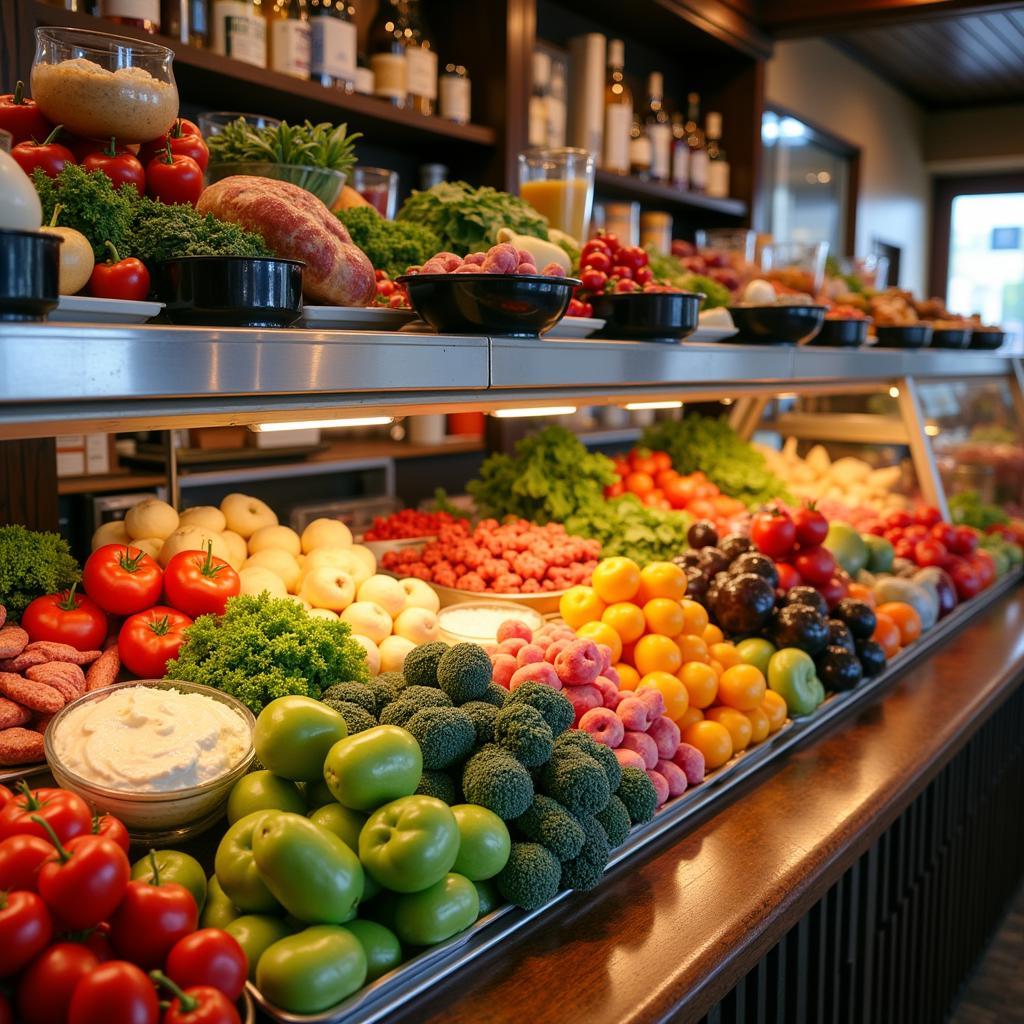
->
[396,273,580,338]
[591,291,703,344]
[726,304,827,345]
[808,317,870,347]
[969,329,1007,351]
[930,327,972,350]
[0,229,60,322]
[874,324,933,349]
[154,256,304,328]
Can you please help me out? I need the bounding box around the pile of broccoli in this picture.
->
[319,640,659,913]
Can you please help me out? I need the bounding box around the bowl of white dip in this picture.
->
[45,680,255,844]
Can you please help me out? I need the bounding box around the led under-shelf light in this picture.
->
[623,400,683,411]
[249,416,394,432]
[924,424,940,436]
[490,406,577,419]
[889,386,901,398]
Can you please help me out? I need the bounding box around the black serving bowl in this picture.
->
[153,256,304,328]
[726,304,826,345]
[591,291,703,344]
[396,273,580,338]
[930,327,972,350]
[807,317,870,347]
[873,324,933,349]
[0,229,60,321]
[969,329,1007,351]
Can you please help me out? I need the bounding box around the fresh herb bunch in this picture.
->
[337,206,440,278]
[948,490,1008,531]
[0,525,80,620]
[397,181,549,256]
[166,593,369,713]
[642,415,791,508]
[467,426,617,524]
[642,248,731,309]
[565,495,692,563]
[207,118,361,175]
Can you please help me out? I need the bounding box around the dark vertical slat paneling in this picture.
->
[700,682,1024,1024]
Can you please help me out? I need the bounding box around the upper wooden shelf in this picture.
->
[29,3,497,150]
[594,169,748,219]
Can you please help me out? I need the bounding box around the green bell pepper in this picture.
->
[227,770,306,824]
[324,725,422,811]
[254,695,348,782]
[451,804,511,882]
[200,875,240,929]
[215,811,280,913]
[392,873,479,947]
[308,802,367,852]
[225,914,293,982]
[343,920,403,982]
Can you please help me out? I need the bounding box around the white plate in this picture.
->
[49,295,164,324]
[300,305,416,330]
[543,316,606,339]
[687,325,739,343]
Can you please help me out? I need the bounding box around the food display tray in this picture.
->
[249,568,1022,1023]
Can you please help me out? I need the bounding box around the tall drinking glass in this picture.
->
[351,167,400,219]
[517,147,595,241]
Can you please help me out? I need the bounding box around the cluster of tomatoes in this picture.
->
[372,270,411,309]
[748,503,844,595]
[862,506,992,600]
[362,508,467,542]
[30,542,239,679]
[575,233,679,302]
[606,448,748,534]
[0,783,247,1024]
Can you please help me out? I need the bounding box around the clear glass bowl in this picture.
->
[206,161,347,208]
[438,602,545,645]
[31,27,178,143]
[45,679,255,846]
[197,111,282,138]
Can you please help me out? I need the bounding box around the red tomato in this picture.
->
[651,451,672,472]
[17,943,100,1024]
[581,238,611,259]
[68,961,159,1024]
[0,834,53,892]
[159,982,239,1024]
[0,890,52,976]
[163,545,240,618]
[794,545,836,586]
[138,118,209,170]
[949,525,979,556]
[687,498,716,520]
[117,606,193,679]
[884,511,912,529]
[618,245,648,271]
[82,138,146,192]
[92,813,130,854]
[903,524,929,543]
[633,265,654,285]
[914,538,948,568]
[580,249,611,274]
[37,832,131,930]
[750,507,797,558]
[0,785,11,806]
[893,538,915,560]
[11,125,76,178]
[83,544,163,616]
[604,480,624,498]
[21,585,107,651]
[819,574,849,609]
[792,503,829,547]
[930,522,956,548]
[662,476,691,509]
[883,527,906,545]
[580,268,607,292]
[615,277,639,293]
[950,560,982,600]
[88,242,151,302]
[775,562,802,591]
[110,878,198,969]
[0,786,92,845]
[0,81,52,145]
[971,550,997,589]
[861,519,885,536]
[913,504,942,527]
[145,147,204,206]
[624,471,654,496]
[655,468,679,489]
[165,929,248,1001]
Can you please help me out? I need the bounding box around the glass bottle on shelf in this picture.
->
[98,0,160,32]
[308,0,356,90]
[439,63,471,125]
[629,114,651,179]
[546,59,567,148]
[528,51,550,148]
[404,1,437,116]
[267,0,310,78]
[369,0,408,108]
[670,110,689,190]
[644,71,671,183]
[602,38,631,175]
[705,111,730,198]
[161,0,210,46]
[211,0,267,67]
[45,0,96,11]
[685,92,708,194]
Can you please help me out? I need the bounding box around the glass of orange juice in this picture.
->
[517,147,595,242]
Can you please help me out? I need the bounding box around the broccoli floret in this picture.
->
[461,701,499,745]
[328,700,376,735]
[416,769,458,804]
[322,682,377,716]
[512,795,585,862]
[559,813,610,892]
[539,750,610,817]
[406,706,477,770]
[474,879,500,918]
[554,731,621,792]
[403,685,453,707]
[495,841,561,911]
[506,681,573,736]
[437,643,492,704]
[461,743,534,820]
[494,704,553,768]
[595,794,630,848]
[481,683,509,708]
[366,675,403,716]
[615,766,657,826]
[403,641,449,688]
[378,686,452,727]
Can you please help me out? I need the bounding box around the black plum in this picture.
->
[720,533,753,561]
[771,604,829,656]
[683,566,709,604]
[674,550,702,570]
[783,586,829,618]
[729,551,779,589]
[817,645,864,692]
[855,639,887,677]
[834,598,877,640]
[826,619,856,653]
[687,520,719,550]
[698,546,731,577]
[712,573,777,635]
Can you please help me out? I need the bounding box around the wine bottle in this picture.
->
[644,71,671,183]
[602,38,632,175]
[212,0,267,67]
[705,111,730,198]
[99,0,159,32]
[404,0,437,116]
[685,92,708,193]
[267,0,310,79]
[161,0,210,46]
[670,110,689,190]
[369,0,408,108]
[629,114,651,178]
[309,0,357,90]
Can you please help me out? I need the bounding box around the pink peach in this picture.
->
[491,653,517,688]
[646,769,670,806]
[544,639,573,664]
[672,742,706,786]
[509,662,561,691]
[498,637,529,657]
[593,675,621,710]
[613,747,647,771]
[497,619,532,644]
[553,639,602,687]
[596,644,613,674]
[516,643,545,668]
[647,716,681,760]
[578,707,625,748]
[620,730,659,770]
[602,666,621,688]
[636,688,666,719]
[616,697,651,732]
[563,683,602,723]
[656,759,688,798]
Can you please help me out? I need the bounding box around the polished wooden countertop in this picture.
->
[393,584,1024,1024]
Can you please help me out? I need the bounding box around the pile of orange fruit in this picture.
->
[559,556,788,772]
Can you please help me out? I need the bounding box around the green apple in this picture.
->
[735,637,776,677]
[825,523,869,576]
[767,647,825,717]
[864,534,894,573]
